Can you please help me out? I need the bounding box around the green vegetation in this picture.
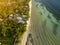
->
[0,0,30,45]
[0,0,30,19]
[0,18,26,45]
[0,37,14,45]
[0,19,26,37]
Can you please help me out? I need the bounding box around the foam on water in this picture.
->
[34,0,60,44]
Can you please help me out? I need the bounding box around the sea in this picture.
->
[34,0,60,45]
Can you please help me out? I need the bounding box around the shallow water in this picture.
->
[27,0,60,45]
[35,0,60,20]
[35,0,60,32]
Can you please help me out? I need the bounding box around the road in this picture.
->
[26,0,60,45]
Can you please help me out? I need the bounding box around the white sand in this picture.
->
[18,0,32,45]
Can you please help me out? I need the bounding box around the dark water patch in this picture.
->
[35,0,60,20]
[25,33,34,45]
[45,6,60,21]
[48,15,51,19]
[51,21,58,35]
[39,12,42,15]
[43,20,47,26]
[53,24,58,35]
[35,3,40,7]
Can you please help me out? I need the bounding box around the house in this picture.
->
[16,17,22,20]
[15,10,19,13]
[18,20,25,24]
[22,15,27,18]
[9,14,14,19]
[0,42,1,45]
[15,13,20,17]
[24,5,28,8]
[0,18,3,21]
[9,14,14,17]
[16,17,26,24]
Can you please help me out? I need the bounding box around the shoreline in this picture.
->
[18,0,32,45]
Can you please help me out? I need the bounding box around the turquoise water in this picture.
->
[35,0,60,15]
[35,0,60,45]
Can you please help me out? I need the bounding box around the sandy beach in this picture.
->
[17,0,60,45]
[25,0,58,45]
[18,0,32,45]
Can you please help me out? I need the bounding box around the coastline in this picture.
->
[18,0,32,45]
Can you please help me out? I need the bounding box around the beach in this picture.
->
[18,0,60,45]
[18,0,32,45]
[25,0,58,45]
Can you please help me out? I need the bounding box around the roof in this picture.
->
[22,15,27,18]
[9,14,14,17]
[16,17,22,20]
[0,19,3,21]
